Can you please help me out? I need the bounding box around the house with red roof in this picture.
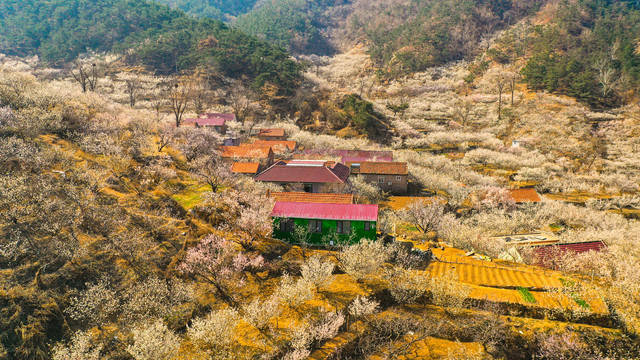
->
[271,201,378,244]
[347,161,408,194]
[183,113,235,134]
[534,241,607,269]
[255,160,350,193]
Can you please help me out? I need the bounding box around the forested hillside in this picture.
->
[0,0,301,92]
[152,0,258,20]
[235,0,343,55]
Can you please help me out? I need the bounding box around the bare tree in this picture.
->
[451,97,475,127]
[191,78,210,116]
[70,58,100,93]
[168,78,192,127]
[505,71,521,106]
[486,67,509,120]
[116,72,142,107]
[228,80,253,123]
[190,155,230,192]
[595,58,617,98]
[156,126,175,152]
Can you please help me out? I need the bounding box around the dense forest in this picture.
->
[0,0,301,92]
[152,0,259,20]
[517,0,640,107]
[235,0,343,55]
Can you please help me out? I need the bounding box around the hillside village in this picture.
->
[2,51,640,360]
[2,0,640,359]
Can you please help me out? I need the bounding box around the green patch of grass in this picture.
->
[570,294,591,310]
[517,287,537,303]
[172,184,211,210]
[559,278,576,287]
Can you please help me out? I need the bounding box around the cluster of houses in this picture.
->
[187,113,410,244]
[186,113,608,263]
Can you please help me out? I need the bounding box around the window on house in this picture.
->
[336,221,351,234]
[364,222,370,231]
[309,219,323,233]
[396,176,402,181]
[378,175,385,183]
[279,219,294,232]
[303,184,313,193]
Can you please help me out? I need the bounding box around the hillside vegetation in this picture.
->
[3,0,640,358]
[0,0,301,92]
[153,0,259,20]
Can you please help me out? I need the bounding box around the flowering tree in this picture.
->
[52,331,103,360]
[386,267,430,304]
[66,278,120,327]
[195,189,274,249]
[126,320,181,360]
[301,256,335,291]
[336,240,392,282]
[179,234,264,305]
[274,273,314,308]
[188,308,240,354]
[242,296,282,333]
[348,296,379,319]
[189,155,231,192]
[121,277,194,323]
[473,186,516,211]
[400,198,446,237]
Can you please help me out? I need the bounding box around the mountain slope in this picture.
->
[0,0,302,91]
[152,0,259,20]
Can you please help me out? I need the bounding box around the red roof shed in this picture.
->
[255,162,350,184]
[271,202,379,221]
[534,241,607,268]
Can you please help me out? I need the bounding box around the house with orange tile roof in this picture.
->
[221,145,274,166]
[231,162,262,176]
[268,192,354,204]
[508,188,541,203]
[252,140,297,153]
[347,161,408,194]
[256,128,287,141]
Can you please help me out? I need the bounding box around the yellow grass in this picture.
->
[172,184,211,210]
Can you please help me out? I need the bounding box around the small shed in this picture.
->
[231,162,261,176]
[271,202,378,245]
[256,128,287,141]
[508,188,541,203]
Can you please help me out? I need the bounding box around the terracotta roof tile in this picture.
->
[508,188,541,203]
[231,162,261,174]
[221,145,272,159]
[348,161,408,175]
[257,128,285,137]
[253,140,297,151]
[270,192,353,204]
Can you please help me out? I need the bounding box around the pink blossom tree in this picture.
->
[178,234,264,305]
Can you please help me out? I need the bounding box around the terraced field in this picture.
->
[426,246,609,314]
[427,261,563,289]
